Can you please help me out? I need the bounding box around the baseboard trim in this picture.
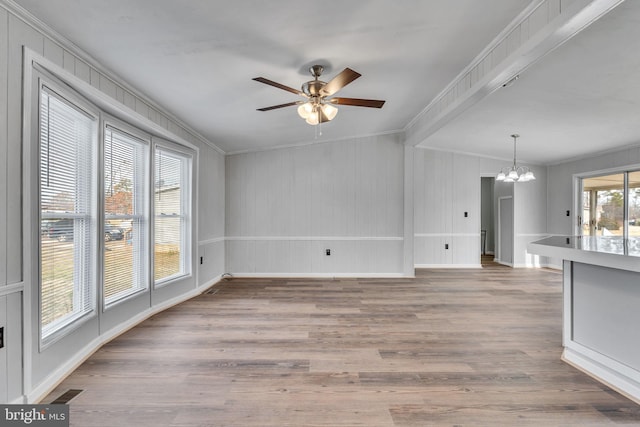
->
[494,260,513,267]
[27,275,222,404]
[414,264,482,269]
[229,272,408,279]
[563,347,640,406]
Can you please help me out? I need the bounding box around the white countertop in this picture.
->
[528,236,640,273]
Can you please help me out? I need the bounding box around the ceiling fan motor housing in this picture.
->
[302,80,326,97]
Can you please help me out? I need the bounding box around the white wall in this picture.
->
[546,145,640,267]
[413,147,547,268]
[198,144,226,285]
[414,149,481,267]
[225,134,405,276]
[0,3,225,403]
[513,164,548,267]
[548,145,640,235]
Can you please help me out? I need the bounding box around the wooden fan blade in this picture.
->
[329,97,385,108]
[320,68,361,96]
[257,101,302,111]
[253,77,305,96]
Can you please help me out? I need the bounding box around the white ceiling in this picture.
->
[422,0,640,165]
[11,0,639,164]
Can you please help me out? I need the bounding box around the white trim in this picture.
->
[1,0,224,155]
[415,264,482,269]
[494,260,514,268]
[199,274,223,290]
[548,142,640,166]
[225,129,404,156]
[563,347,640,405]
[516,233,551,237]
[0,281,24,297]
[229,272,408,279]
[225,236,404,241]
[10,396,26,404]
[198,237,225,246]
[26,277,219,404]
[405,0,625,146]
[414,233,480,238]
[413,143,543,166]
[29,53,201,153]
[404,0,547,132]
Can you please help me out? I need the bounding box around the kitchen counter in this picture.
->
[528,236,640,404]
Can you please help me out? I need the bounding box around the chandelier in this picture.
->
[496,134,536,183]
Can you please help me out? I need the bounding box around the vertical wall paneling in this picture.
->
[123,90,136,111]
[98,74,117,99]
[414,148,544,267]
[0,7,8,287]
[74,59,90,84]
[403,146,415,276]
[7,15,44,285]
[89,67,99,89]
[225,135,404,276]
[42,38,62,67]
[0,296,7,403]
[62,49,74,74]
[0,4,224,401]
[6,292,22,400]
[197,144,225,285]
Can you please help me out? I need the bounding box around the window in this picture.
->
[36,75,195,346]
[154,147,191,284]
[103,125,149,306]
[580,170,640,239]
[581,173,624,236]
[39,86,97,340]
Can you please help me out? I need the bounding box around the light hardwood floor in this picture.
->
[44,263,640,426]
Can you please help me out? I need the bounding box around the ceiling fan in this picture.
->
[253,65,385,125]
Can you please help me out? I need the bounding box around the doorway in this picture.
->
[480,177,495,263]
[498,196,514,266]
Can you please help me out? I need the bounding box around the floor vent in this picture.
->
[50,389,83,404]
[205,287,219,295]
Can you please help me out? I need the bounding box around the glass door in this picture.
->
[581,173,624,236]
[628,171,640,237]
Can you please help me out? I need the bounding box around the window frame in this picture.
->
[152,140,194,288]
[576,164,640,240]
[37,79,100,348]
[101,115,151,309]
[29,53,199,352]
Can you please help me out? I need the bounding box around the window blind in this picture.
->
[103,126,149,305]
[40,87,96,339]
[154,148,189,283]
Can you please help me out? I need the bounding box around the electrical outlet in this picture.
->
[464,212,468,218]
[566,210,570,216]
[325,249,331,256]
[0,327,4,349]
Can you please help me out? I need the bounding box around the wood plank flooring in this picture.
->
[43,263,640,426]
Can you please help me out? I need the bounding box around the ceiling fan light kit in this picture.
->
[253,64,385,126]
[496,134,536,183]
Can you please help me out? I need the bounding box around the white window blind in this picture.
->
[154,148,190,283]
[103,126,149,305]
[40,86,96,340]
